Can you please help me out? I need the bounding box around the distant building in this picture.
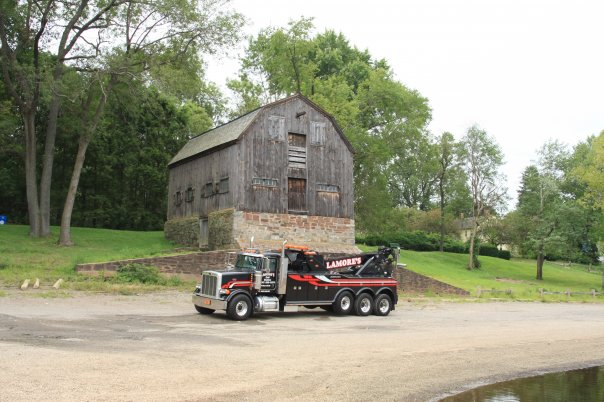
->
[165,94,359,253]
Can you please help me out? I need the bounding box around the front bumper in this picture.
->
[192,293,227,311]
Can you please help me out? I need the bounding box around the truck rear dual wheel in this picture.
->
[227,294,253,321]
[373,294,392,316]
[333,291,354,315]
[354,293,374,316]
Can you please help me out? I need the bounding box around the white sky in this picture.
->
[206,0,604,207]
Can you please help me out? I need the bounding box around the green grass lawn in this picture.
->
[2,224,602,300]
[0,224,186,292]
[359,244,604,302]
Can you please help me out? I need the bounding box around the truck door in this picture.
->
[260,257,278,292]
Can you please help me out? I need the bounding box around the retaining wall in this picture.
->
[76,251,469,295]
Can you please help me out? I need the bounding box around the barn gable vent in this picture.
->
[268,115,285,140]
[310,121,326,145]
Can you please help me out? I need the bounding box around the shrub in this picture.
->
[116,263,162,284]
[357,231,512,260]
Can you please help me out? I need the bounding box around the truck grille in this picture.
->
[200,274,218,297]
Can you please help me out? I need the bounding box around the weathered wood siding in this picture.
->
[167,146,239,219]
[236,97,354,218]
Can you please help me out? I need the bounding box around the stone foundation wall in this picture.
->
[394,267,469,296]
[164,217,199,246]
[233,211,359,254]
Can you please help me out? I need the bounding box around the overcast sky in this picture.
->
[206,0,604,207]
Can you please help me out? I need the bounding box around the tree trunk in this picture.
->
[23,110,43,236]
[536,253,544,280]
[59,137,90,246]
[59,75,114,246]
[467,218,479,270]
[439,180,445,252]
[39,83,63,236]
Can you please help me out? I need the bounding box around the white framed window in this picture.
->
[317,183,339,193]
[253,177,278,187]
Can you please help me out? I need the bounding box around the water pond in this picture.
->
[440,366,604,402]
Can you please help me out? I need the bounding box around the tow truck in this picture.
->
[192,242,398,320]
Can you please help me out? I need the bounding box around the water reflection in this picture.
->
[440,366,604,402]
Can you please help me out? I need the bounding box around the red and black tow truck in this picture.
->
[192,242,398,320]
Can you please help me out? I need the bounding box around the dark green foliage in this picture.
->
[115,263,182,286]
[208,208,235,249]
[357,231,511,260]
[64,85,192,230]
[116,263,162,284]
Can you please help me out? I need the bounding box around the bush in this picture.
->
[357,231,512,260]
[116,263,162,284]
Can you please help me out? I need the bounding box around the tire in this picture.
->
[373,294,392,316]
[354,293,374,316]
[227,294,253,321]
[333,291,354,315]
[194,305,215,315]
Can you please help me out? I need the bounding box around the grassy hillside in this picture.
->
[0,225,178,289]
[374,246,603,301]
[2,225,602,300]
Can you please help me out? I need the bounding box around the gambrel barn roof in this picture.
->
[168,94,354,167]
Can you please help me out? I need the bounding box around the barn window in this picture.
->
[204,182,214,197]
[219,177,229,194]
[185,187,195,202]
[310,121,326,145]
[268,115,285,140]
[174,191,182,206]
[252,177,278,187]
[317,184,339,193]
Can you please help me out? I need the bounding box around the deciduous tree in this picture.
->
[459,125,507,269]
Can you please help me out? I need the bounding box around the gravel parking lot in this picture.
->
[2,291,604,401]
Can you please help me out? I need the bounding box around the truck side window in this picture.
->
[268,258,277,273]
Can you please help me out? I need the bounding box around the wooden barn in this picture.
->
[165,94,359,253]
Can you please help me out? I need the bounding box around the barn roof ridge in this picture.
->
[168,93,353,167]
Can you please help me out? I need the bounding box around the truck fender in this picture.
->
[226,290,253,305]
[354,287,376,298]
[332,288,355,302]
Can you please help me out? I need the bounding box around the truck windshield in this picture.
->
[235,254,261,271]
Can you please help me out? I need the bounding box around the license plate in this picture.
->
[203,299,211,305]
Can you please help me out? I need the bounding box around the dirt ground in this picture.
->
[1,291,604,402]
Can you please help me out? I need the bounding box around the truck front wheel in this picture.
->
[227,294,253,321]
[354,293,374,316]
[333,291,354,315]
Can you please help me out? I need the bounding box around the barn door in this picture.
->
[199,218,208,248]
[288,178,307,212]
